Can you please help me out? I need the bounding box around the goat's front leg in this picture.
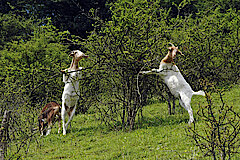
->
[46,128,51,136]
[140,68,159,75]
[139,70,152,74]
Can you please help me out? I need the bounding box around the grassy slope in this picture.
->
[19,85,239,159]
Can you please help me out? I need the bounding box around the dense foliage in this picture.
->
[80,0,240,129]
[0,16,70,149]
[0,0,112,38]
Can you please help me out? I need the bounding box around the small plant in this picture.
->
[187,89,240,160]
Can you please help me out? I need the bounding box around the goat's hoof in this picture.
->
[188,120,194,125]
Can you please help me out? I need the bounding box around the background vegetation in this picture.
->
[0,0,239,159]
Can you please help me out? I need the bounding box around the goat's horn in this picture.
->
[169,42,175,47]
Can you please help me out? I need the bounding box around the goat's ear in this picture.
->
[69,51,75,57]
[168,47,173,52]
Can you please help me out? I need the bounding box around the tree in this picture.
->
[0,14,36,49]
[0,0,113,38]
[80,0,174,130]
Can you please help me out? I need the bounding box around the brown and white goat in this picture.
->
[141,43,205,124]
[38,101,61,136]
[61,50,88,135]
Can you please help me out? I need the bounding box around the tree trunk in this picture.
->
[0,111,11,160]
[0,142,6,160]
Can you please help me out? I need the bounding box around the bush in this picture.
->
[0,17,70,157]
[187,89,240,159]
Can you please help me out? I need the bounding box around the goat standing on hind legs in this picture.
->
[61,50,88,135]
[140,43,205,125]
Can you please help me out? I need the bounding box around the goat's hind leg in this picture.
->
[58,116,61,134]
[65,105,76,131]
[46,121,52,136]
[61,103,67,135]
[179,94,194,125]
[172,96,176,115]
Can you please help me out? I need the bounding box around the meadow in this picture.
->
[12,85,239,160]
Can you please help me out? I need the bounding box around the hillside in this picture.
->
[13,85,239,159]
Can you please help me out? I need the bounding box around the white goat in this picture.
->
[140,44,205,124]
[61,50,88,135]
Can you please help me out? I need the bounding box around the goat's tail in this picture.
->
[193,90,205,96]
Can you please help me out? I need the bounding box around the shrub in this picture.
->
[187,89,240,159]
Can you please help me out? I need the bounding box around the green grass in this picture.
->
[10,85,240,159]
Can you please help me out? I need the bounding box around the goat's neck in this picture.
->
[161,52,174,64]
[69,58,79,70]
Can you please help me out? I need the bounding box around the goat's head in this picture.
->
[38,115,47,135]
[168,43,183,59]
[69,50,88,61]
